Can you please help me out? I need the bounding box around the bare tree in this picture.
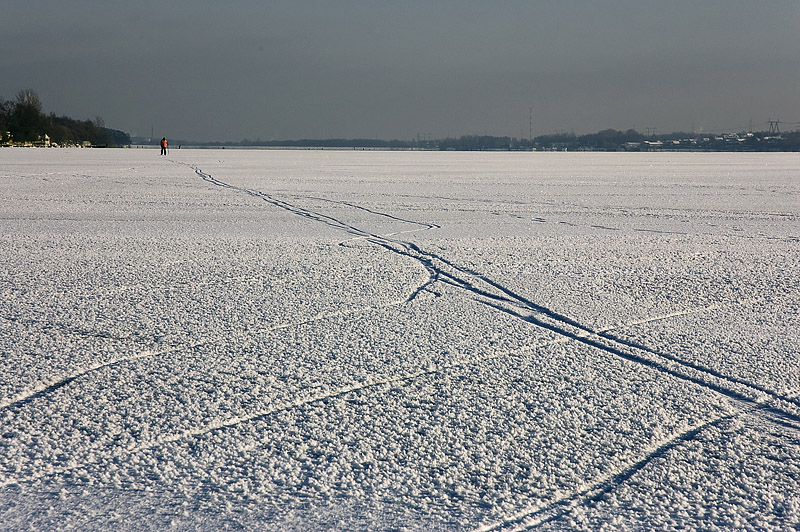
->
[15,88,43,113]
[12,89,46,141]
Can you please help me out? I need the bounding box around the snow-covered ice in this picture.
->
[0,149,798,530]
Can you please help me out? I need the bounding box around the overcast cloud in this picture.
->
[2,0,798,141]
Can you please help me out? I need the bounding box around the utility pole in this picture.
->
[529,106,533,142]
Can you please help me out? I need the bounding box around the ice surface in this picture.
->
[0,149,798,530]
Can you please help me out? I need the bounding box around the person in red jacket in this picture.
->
[160,137,168,155]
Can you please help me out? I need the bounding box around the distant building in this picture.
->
[33,134,50,147]
[642,140,663,151]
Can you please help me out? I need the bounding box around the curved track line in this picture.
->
[474,414,736,532]
[0,294,422,412]
[339,225,437,246]
[595,302,730,333]
[301,195,440,231]
[124,369,439,455]
[485,302,800,421]
[123,333,583,455]
[0,348,176,411]
[477,384,800,532]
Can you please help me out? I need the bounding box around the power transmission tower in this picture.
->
[767,119,781,134]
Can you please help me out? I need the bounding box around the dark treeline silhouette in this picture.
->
[1,89,130,147]
[536,129,644,151]
[159,128,799,152]
[212,138,417,149]
[438,135,518,151]
[533,128,799,152]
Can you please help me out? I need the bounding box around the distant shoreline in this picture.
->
[5,143,797,153]
[129,129,800,152]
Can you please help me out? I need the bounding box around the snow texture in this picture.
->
[1,149,798,530]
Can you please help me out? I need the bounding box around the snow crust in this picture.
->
[0,149,798,530]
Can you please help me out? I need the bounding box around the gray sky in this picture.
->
[2,1,798,141]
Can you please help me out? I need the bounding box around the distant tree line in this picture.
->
[190,135,528,150]
[197,138,418,149]
[173,128,799,152]
[0,89,130,147]
[438,135,519,150]
[534,128,800,152]
[535,129,644,151]
[437,128,799,151]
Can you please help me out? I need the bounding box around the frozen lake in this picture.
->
[1,149,798,530]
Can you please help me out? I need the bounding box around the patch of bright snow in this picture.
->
[0,149,798,530]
